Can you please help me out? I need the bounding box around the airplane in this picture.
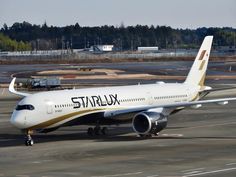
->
[9,36,236,146]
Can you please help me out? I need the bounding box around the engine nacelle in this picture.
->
[132,112,167,135]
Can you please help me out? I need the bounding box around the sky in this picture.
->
[0,0,235,29]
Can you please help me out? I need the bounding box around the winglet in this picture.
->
[9,77,31,97]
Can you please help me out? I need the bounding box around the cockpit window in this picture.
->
[16,104,35,111]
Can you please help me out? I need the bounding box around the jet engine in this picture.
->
[132,112,167,135]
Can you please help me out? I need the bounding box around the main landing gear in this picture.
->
[87,126,108,136]
[24,130,34,146]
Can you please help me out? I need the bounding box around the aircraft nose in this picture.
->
[10,111,26,129]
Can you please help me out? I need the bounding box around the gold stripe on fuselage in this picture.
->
[29,109,104,130]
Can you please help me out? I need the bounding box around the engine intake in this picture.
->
[132,112,167,135]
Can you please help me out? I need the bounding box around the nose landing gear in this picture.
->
[24,130,34,146]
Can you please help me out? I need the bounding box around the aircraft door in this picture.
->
[47,104,53,114]
[146,92,154,105]
[45,100,54,114]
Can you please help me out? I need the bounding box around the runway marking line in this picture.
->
[162,133,183,137]
[226,162,236,166]
[91,171,143,177]
[181,121,236,130]
[184,171,203,175]
[146,175,159,177]
[32,161,41,164]
[182,168,205,173]
[182,167,236,177]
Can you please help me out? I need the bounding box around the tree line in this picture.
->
[0,33,31,51]
[0,21,235,51]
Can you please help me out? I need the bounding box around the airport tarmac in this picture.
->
[0,90,236,177]
[1,61,236,85]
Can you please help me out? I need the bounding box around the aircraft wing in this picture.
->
[200,86,236,94]
[104,97,236,118]
[9,77,31,97]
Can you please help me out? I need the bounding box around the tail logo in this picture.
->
[198,50,207,60]
[199,60,206,70]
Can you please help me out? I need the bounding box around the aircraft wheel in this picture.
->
[94,126,101,135]
[25,133,34,146]
[25,140,29,146]
[138,134,152,138]
[28,139,34,146]
[153,132,159,136]
[138,134,145,138]
[87,127,94,136]
[101,127,108,135]
[25,139,34,146]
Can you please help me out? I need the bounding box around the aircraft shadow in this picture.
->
[0,130,236,147]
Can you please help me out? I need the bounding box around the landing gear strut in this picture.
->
[87,126,108,136]
[24,130,34,146]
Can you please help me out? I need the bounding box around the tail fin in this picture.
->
[185,36,213,86]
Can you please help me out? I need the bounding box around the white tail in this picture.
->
[185,36,213,86]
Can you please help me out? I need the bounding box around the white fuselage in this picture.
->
[11,82,199,130]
